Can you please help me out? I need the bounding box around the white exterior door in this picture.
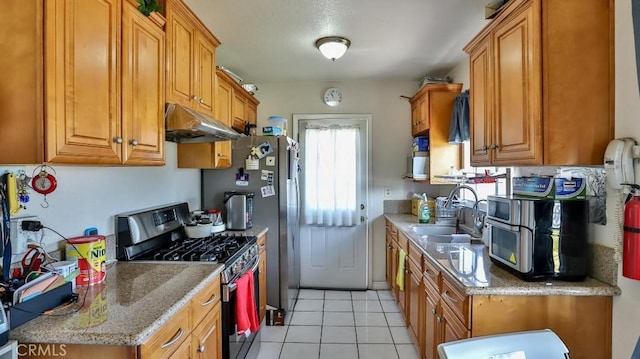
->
[295,114,370,289]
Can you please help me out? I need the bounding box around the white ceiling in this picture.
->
[184,0,490,84]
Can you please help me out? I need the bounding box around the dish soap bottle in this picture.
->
[419,193,430,223]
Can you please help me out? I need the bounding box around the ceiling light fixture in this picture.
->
[315,36,351,61]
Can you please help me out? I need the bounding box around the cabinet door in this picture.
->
[469,36,492,166]
[391,242,398,300]
[247,100,257,126]
[232,92,247,132]
[0,0,44,164]
[410,101,420,136]
[385,237,393,290]
[441,303,470,344]
[408,261,421,346]
[194,32,216,116]
[121,0,165,165]
[166,2,194,108]
[492,3,542,165]
[214,75,233,168]
[416,95,429,135]
[45,0,121,164]
[259,247,267,323]
[423,284,439,359]
[191,304,222,359]
[169,336,192,359]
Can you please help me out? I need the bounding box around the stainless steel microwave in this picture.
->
[485,195,589,281]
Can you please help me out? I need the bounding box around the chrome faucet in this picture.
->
[445,185,484,234]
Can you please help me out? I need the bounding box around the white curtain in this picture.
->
[303,125,359,226]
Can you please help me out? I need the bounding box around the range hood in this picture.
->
[165,103,243,143]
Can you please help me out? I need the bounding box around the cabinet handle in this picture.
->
[130,139,138,146]
[436,316,442,323]
[198,345,205,353]
[199,98,205,104]
[490,144,499,150]
[481,145,488,152]
[217,153,222,157]
[191,95,198,100]
[387,244,392,249]
[160,327,184,349]
[431,309,436,315]
[424,268,437,278]
[442,290,459,303]
[113,137,123,144]
[201,293,217,306]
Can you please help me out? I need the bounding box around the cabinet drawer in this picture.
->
[422,256,441,290]
[441,276,470,328]
[191,276,221,327]
[442,299,471,342]
[408,242,422,270]
[140,305,190,359]
[398,232,409,252]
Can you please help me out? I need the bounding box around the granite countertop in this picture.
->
[10,262,225,346]
[385,213,621,296]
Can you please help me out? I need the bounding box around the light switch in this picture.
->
[266,156,275,166]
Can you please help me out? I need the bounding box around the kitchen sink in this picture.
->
[409,225,457,236]
[421,234,471,243]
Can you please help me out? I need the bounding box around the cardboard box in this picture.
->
[412,137,429,152]
[512,176,555,199]
[555,178,586,200]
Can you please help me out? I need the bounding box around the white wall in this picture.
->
[612,1,640,357]
[254,80,447,287]
[11,142,200,245]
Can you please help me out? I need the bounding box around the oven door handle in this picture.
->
[224,258,260,300]
[486,217,521,232]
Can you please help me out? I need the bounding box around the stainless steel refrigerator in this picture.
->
[201,136,300,313]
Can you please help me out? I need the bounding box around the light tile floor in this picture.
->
[257,290,420,359]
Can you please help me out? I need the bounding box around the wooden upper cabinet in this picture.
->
[492,3,541,165]
[122,0,165,165]
[247,100,258,127]
[0,0,44,164]
[464,0,613,166]
[165,4,194,108]
[408,83,462,183]
[1,0,165,165]
[232,91,248,132]
[194,33,216,116]
[165,0,219,117]
[45,0,122,164]
[468,37,492,166]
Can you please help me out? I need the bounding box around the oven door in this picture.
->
[222,260,261,359]
[486,218,532,273]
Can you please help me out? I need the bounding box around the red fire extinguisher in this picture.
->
[623,184,640,279]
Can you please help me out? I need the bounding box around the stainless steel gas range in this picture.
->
[115,203,261,359]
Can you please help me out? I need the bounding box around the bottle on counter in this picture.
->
[419,193,430,223]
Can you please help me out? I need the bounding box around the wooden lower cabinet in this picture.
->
[386,225,614,359]
[20,276,223,359]
[258,233,267,323]
[191,302,222,359]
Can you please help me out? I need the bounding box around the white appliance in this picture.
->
[437,329,569,359]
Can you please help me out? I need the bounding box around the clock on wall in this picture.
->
[323,87,342,107]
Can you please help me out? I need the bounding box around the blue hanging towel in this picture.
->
[448,90,470,144]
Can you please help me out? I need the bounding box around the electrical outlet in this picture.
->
[384,187,392,197]
[10,216,40,254]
